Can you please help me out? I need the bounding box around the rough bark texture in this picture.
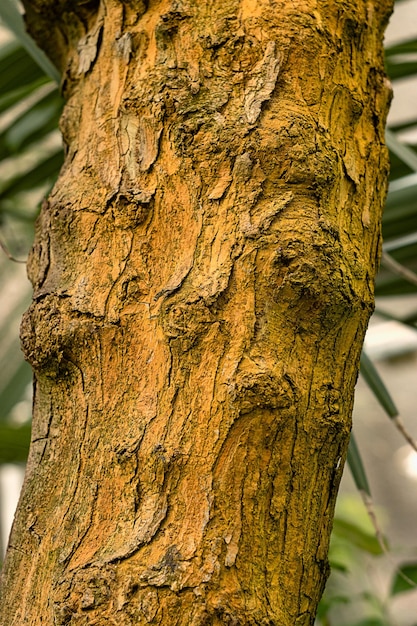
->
[0,0,393,624]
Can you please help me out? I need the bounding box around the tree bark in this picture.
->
[0,1,393,624]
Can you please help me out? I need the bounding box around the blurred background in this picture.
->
[0,1,417,625]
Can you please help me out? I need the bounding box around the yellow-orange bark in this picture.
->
[0,0,393,624]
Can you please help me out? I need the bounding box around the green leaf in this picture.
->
[0,359,32,423]
[391,563,417,595]
[0,76,50,114]
[360,351,398,418]
[384,173,417,236]
[0,147,64,200]
[385,38,417,55]
[0,423,31,464]
[0,87,63,158]
[376,257,417,296]
[0,43,45,96]
[388,140,416,181]
[378,239,417,296]
[0,0,60,83]
[386,171,417,207]
[402,309,417,325]
[327,559,348,573]
[316,594,350,621]
[386,57,417,81]
[385,36,417,81]
[376,274,417,297]
[383,231,417,253]
[374,304,417,329]
[386,130,417,173]
[354,617,388,626]
[347,433,371,496]
[385,37,417,81]
[332,518,383,556]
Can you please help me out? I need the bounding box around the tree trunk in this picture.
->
[0,1,393,624]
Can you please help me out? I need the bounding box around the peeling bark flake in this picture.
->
[138,118,163,172]
[244,41,282,124]
[207,161,233,200]
[77,15,105,75]
[115,32,133,64]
